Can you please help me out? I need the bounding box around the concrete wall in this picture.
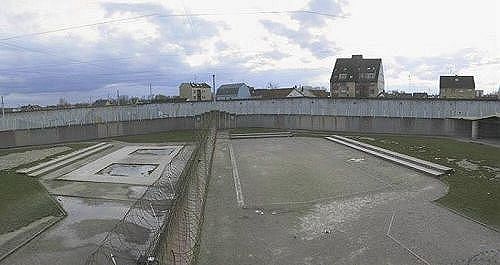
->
[478,118,500,138]
[2,111,494,148]
[0,116,196,148]
[1,98,498,131]
[220,114,472,138]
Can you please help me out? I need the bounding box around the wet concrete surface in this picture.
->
[198,135,500,265]
[0,142,192,265]
[1,197,131,265]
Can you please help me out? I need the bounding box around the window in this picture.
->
[360,73,375,79]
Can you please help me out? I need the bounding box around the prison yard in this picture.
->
[0,121,498,265]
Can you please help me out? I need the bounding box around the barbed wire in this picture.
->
[84,111,218,265]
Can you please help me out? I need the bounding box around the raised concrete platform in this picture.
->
[58,145,183,186]
[230,131,294,139]
[325,136,449,176]
[330,135,453,173]
[27,143,113,177]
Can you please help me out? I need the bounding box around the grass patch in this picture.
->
[0,170,62,234]
[0,142,93,234]
[110,130,195,143]
[349,135,500,228]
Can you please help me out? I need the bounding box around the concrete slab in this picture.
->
[17,143,107,174]
[43,180,147,202]
[330,135,453,173]
[198,135,500,265]
[0,197,132,265]
[325,136,444,176]
[28,144,113,177]
[59,145,182,185]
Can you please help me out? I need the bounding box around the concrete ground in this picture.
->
[198,135,500,265]
[1,142,192,265]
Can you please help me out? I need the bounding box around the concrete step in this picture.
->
[329,135,453,174]
[230,132,294,139]
[0,215,62,262]
[17,142,108,174]
[324,137,444,176]
[28,143,112,177]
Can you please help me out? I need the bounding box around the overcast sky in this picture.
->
[0,0,498,106]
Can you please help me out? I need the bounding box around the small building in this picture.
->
[252,88,296,99]
[439,76,475,99]
[216,83,253,100]
[251,87,330,99]
[179,82,212,101]
[330,55,384,98]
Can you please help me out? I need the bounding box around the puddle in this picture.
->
[131,148,175,156]
[98,163,158,177]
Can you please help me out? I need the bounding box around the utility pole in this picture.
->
[149,83,152,100]
[1,95,4,119]
[408,74,412,92]
[212,74,216,102]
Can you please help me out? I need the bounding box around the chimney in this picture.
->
[352,55,363,59]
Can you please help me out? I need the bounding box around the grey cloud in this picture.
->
[392,49,481,81]
[292,0,348,27]
[0,1,222,96]
[260,19,338,59]
[0,2,336,106]
[262,50,288,60]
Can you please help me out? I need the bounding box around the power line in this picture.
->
[0,47,336,76]
[0,13,160,41]
[0,10,341,41]
[0,56,136,72]
[0,41,108,70]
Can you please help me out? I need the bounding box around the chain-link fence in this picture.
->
[84,111,217,265]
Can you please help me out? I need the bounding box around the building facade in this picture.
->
[216,83,253,100]
[439,76,475,99]
[179,83,212,101]
[330,55,384,98]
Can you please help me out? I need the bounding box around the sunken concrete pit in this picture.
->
[59,145,182,186]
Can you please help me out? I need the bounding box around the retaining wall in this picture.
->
[223,114,473,137]
[1,113,477,148]
[0,116,195,148]
[1,98,498,131]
